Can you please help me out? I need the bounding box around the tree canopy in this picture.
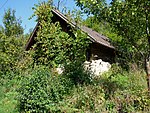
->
[75,0,150,66]
[2,8,24,37]
[0,8,25,74]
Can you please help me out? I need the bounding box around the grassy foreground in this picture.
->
[0,65,150,113]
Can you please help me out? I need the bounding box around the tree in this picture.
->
[75,0,150,92]
[3,8,24,36]
[76,0,149,63]
[75,0,106,16]
[0,9,25,74]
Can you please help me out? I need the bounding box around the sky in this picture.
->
[0,0,78,34]
[0,0,111,34]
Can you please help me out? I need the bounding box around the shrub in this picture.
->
[18,66,73,112]
[98,65,150,112]
[63,61,92,85]
[0,34,25,75]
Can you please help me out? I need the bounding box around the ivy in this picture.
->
[31,2,90,68]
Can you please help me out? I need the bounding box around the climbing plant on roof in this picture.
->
[31,1,89,68]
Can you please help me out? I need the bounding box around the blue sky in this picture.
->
[0,0,78,33]
[0,0,111,34]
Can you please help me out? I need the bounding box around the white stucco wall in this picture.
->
[84,59,111,77]
[56,59,111,76]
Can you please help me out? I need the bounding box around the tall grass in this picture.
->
[0,65,150,112]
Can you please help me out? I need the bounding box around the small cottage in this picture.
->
[25,9,115,64]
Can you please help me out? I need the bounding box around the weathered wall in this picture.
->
[87,42,115,63]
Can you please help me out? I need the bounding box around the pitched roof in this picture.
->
[81,26,114,49]
[25,8,115,50]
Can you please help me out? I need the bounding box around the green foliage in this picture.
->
[31,2,89,68]
[0,65,149,113]
[75,0,107,16]
[3,8,24,36]
[76,0,150,67]
[63,61,92,85]
[0,90,18,113]
[72,85,105,112]
[58,64,149,112]
[0,1,150,113]
[0,73,20,113]
[18,66,73,112]
[106,0,150,66]
[0,34,25,74]
[98,65,150,112]
[83,16,122,47]
[18,67,50,112]
[0,8,26,75]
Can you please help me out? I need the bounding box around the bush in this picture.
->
[98,65,150,112]
[63,61,92,85]
[18,66,73,112]
[0,34,26,75]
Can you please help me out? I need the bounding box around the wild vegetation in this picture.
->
[0,0,150,113]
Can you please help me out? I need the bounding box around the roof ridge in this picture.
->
[52,8,76,27]
[25,8,115,50]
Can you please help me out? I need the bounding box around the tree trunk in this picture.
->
[145,58,150,95]
[145,6,150,95]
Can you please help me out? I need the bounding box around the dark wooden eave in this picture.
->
[25,8,115,51]
[25,22,39,50]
